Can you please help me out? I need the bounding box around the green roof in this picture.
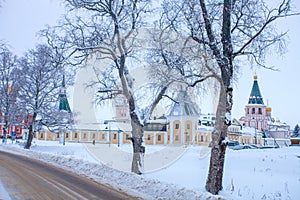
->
[59,93,71,113]
[58,75,71,113]
[248,77,264,105]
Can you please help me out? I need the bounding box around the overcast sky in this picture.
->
[0,0,299,128]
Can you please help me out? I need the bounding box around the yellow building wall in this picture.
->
[45,132,54,141]
[122,132,131,144]
[90,132,98,141]
[156,133,164,144]
[65,131,71,141]
[55,133,60,141]
[196,132,211,146]
[184,120,193,144]
[240,136,250,144]
[81,132,89,142]
[110,131,119,144]
[99,132,107,143]
[173,120,181,144]
[72,131,80,142]
[227,133,239,141]
[144,132,154,145]
[37,132,45,140]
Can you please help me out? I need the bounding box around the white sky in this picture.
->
[0,0,299,128]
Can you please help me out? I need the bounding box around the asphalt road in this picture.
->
[0,151,139,200]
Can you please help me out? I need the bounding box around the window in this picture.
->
[258,108,262,114]
[175,124,179,129]
[252,108,255,114]
[66,133,68,138]
[83,133,86,139]
[57,134,59,138]
[147,135,151,140]
[126,134,129,140]
[175,135,179,141]
[113,134,117,140]
[92,133,95,139]
[201,135,204,142]
[40,132,43,138]
[74,132,77,138]
[158,135,161,141]
[187,124,190,129]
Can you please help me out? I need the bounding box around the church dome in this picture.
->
[266,107,272,112]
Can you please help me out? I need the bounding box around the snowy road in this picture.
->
[0,151,138,200]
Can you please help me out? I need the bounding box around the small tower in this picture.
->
[243,75,268,131]
[167,89,200,145]
[58,75,71,113]
[113,94,130,124]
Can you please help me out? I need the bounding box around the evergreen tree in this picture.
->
[293,124,299,137]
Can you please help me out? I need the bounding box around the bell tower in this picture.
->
[58,75,71,113]
[243,75,270,131]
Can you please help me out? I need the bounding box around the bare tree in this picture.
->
[42,0,174,174]
[161,0,299,194]
[19,44,68,149]
[0,44,22,143]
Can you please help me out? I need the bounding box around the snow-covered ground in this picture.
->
[1,139,300,200]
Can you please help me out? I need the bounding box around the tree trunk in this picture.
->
[131,136,144,174]
[24,124,34,149]
[24,112,37,149]
[205,125,228,194]
[130,111,144,174]
[2,126,7,143]
[205,81,232,194]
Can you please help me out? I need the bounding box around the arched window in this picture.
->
[158,135,161,141]
[252,108,255,114]
[258,108,262,114]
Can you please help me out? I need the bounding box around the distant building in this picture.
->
[239,75,290,141]
[32,75,291,147]
[199,113,215,127]
[167,89,200,145]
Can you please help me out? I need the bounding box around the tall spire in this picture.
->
[58,75,71,113]
[248,75,264,105]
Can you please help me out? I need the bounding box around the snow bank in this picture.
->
[0,143,220,200]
